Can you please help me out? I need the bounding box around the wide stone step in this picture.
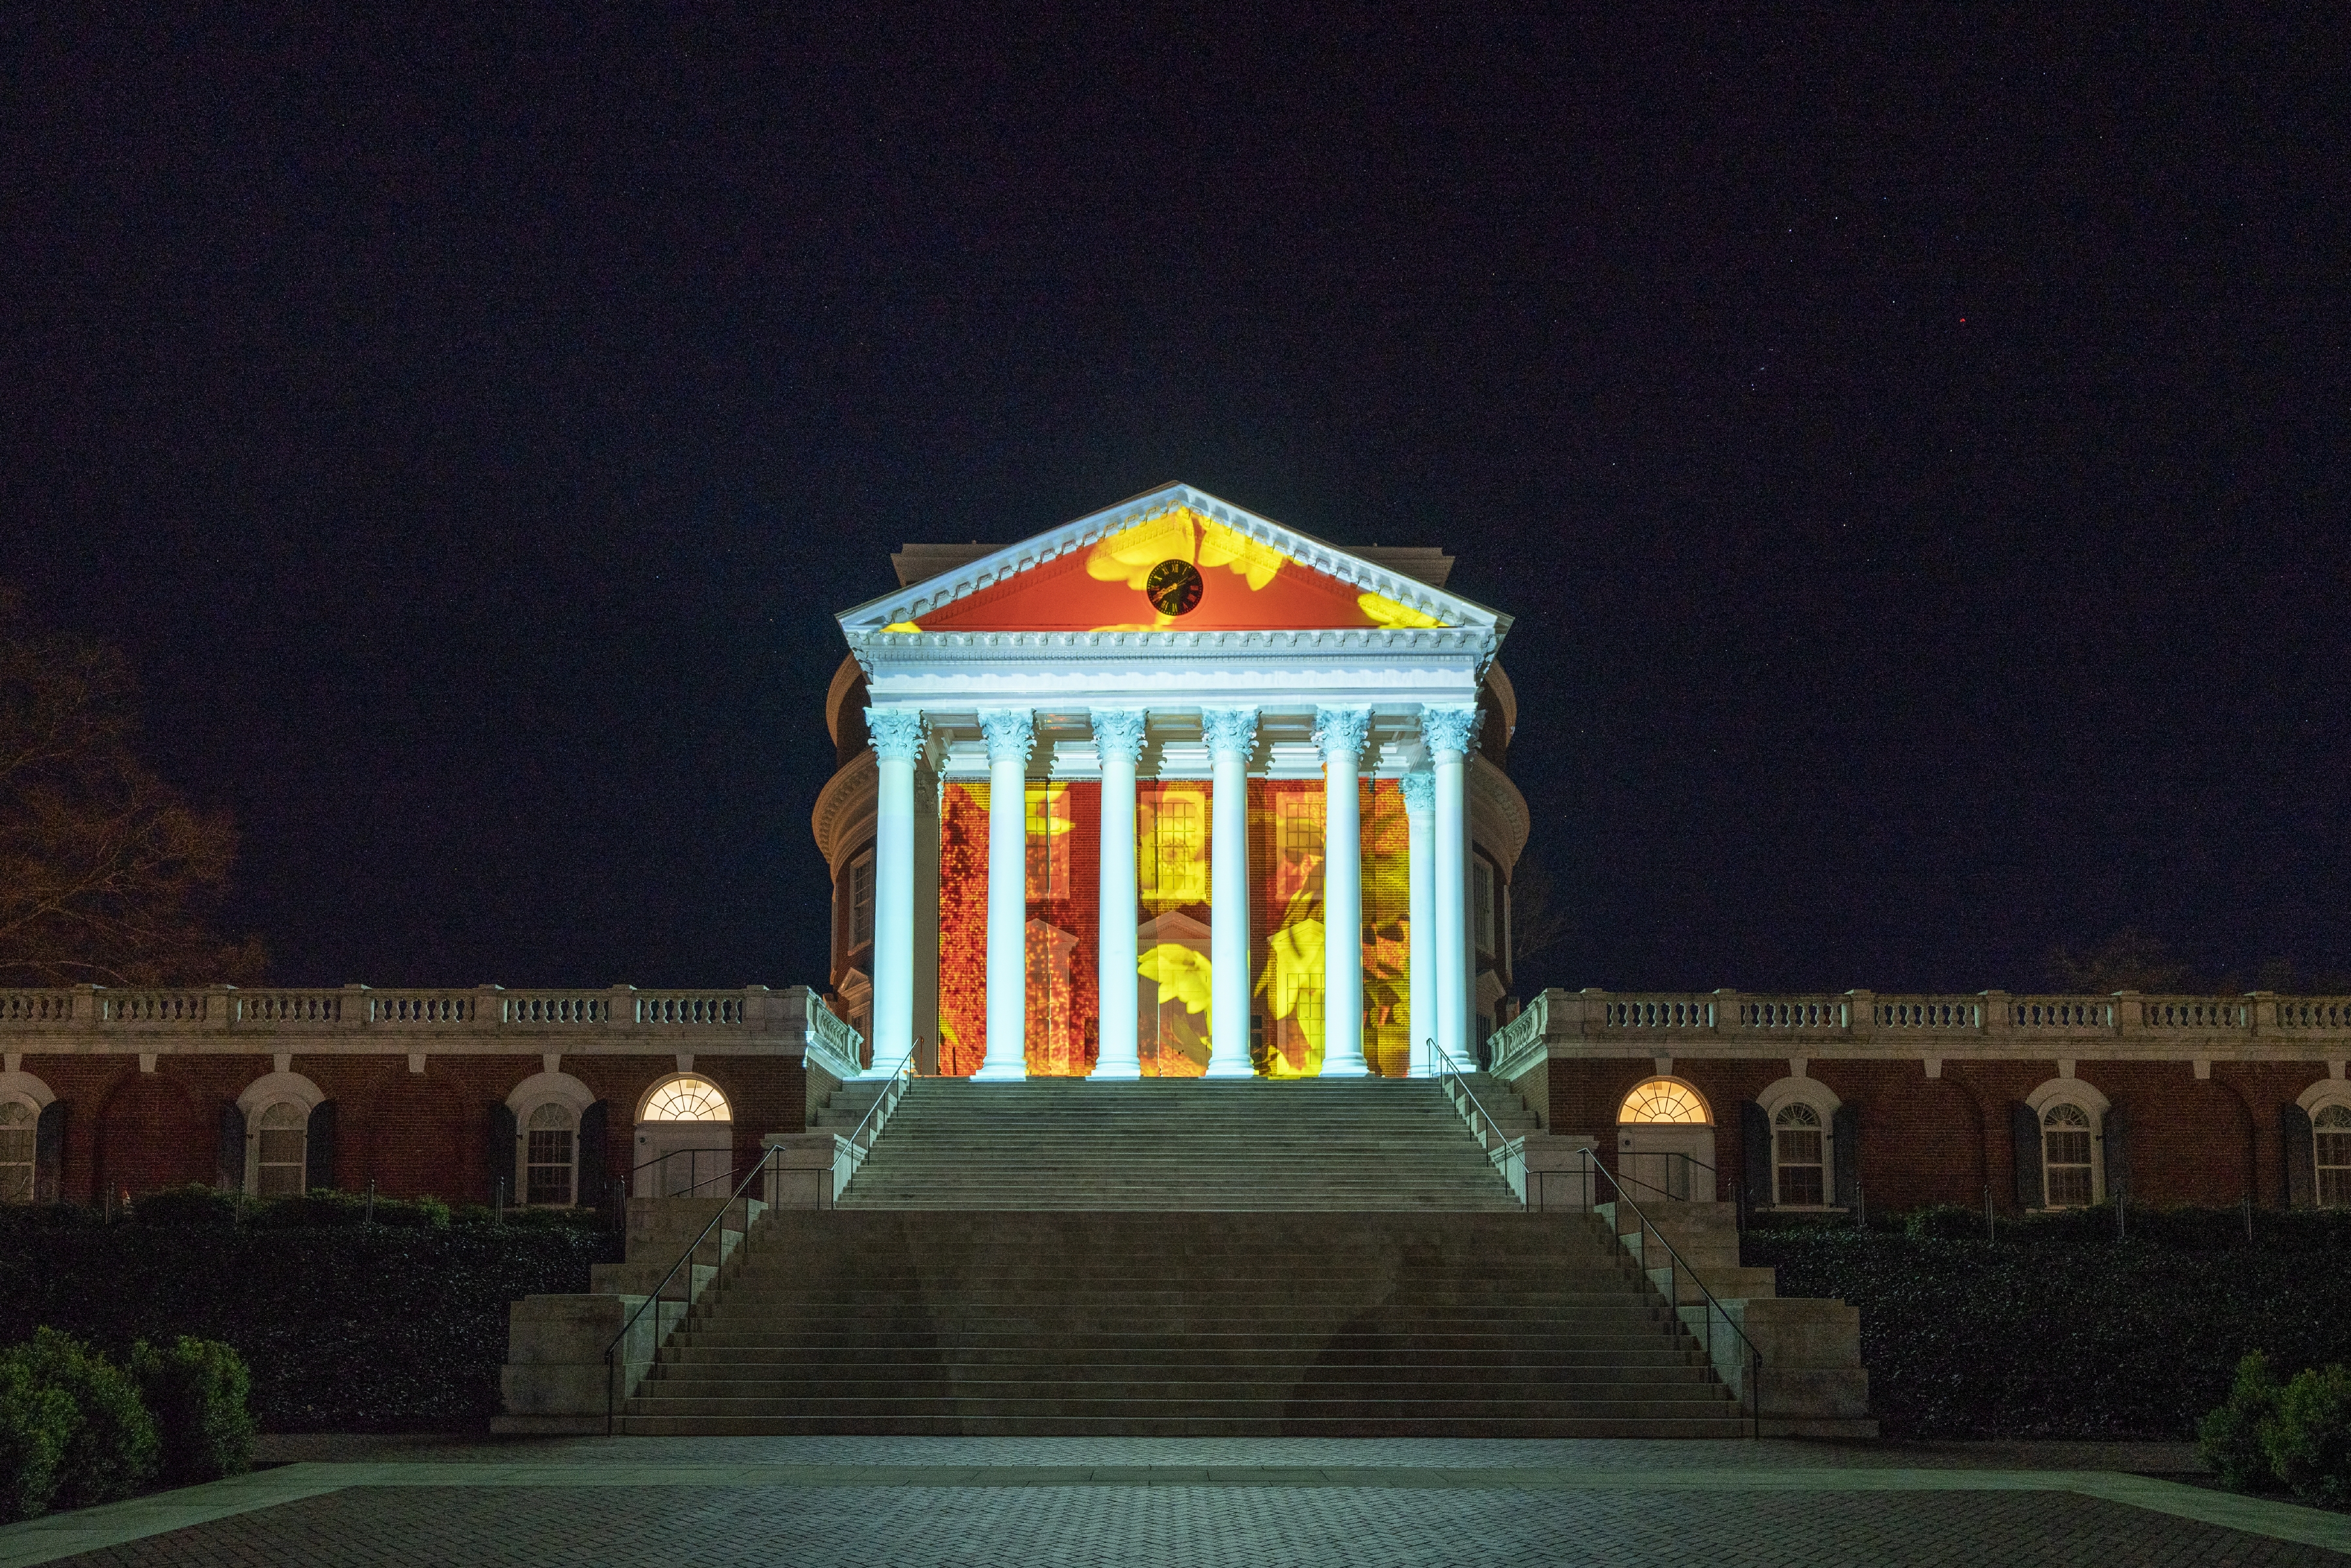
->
[637,1376,1734,1402]
[613,1414,1752,1437]
[623,1395,1738,1422]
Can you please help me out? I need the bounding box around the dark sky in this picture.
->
[3,8,2346,996]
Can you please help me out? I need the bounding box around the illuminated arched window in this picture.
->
[2316,1105,2351,1209]
[642,1077,732,1123]
[1619,1078,1710,1125]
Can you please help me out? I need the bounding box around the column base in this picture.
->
[970,1061,1029,1081]
[1089,1061,1143,1081]
[1317,1058,1371,1078]
[1201,1061,1257,1080]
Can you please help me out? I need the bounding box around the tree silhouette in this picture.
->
[0,587,264,985]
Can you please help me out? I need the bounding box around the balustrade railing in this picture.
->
[0,984,844,1042]
[1605,997,1715,1030]
[1874,999,1981,1029]
[1740,998,1847,1030]
[2007,997,2115,1029]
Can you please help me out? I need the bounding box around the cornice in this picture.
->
[1468,754,1531,871]
[810,754,878,872]
[838,484,1511,662]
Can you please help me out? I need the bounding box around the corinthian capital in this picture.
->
[867,707,927,763]
[1312,705,1373,762]
[977,708,1036,767]
[1089,708,1149,765]
[1200,705,1260,758]
[1399,771,1436,814]
[1420,703,1483,759]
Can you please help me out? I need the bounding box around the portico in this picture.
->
[827,483,1521,1081]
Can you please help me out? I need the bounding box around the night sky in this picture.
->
[3,10,2346,997]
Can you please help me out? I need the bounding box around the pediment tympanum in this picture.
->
[895,503,1452,635]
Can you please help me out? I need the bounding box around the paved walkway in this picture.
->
[6,1437,2344,1567]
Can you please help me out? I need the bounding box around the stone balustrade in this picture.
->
[0,983,863,1073]
[1490,985,2351,1059]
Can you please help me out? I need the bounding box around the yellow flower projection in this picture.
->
[1138,943,1213,1029]
[1356,592,1446,630]
[1255,914,1326,1077]
[1136,787,1207,909]
[1084,506,1292,628]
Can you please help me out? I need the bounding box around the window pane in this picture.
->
[1777,1128,1821,1165]
[257,1160,303,1198]
[259,1128,305,1166]
[2045,1129,2091,1166]
[527,1128,574,1206]
[2046,1165,2092,1206]
[1778,1164,1824,1206]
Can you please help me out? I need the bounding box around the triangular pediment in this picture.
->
[838,485,1507,644]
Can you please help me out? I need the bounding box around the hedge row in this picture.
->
[1748,1226,2351,1438]
[0,1227,620,1430]
[0,1186,610,1232]
[2,1330,255,1522]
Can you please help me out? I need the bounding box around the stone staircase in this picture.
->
[618,1208,1747,1435]
[831,1076,1529,1211]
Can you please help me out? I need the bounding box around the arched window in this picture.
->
[1774,1102,1826,1206]
[2042,1102,2094,1208]
[255,1102,308,1197]
[642,1076,731,1122]
[2316,1105,2351,1209]
[0,1101,33,1203]
[1620,1078,1709,1125]
[526,1102,577,1206]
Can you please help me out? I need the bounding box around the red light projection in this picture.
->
[910,507,1451,634]
[937,781,991,1076]
[937,773,1407,1078]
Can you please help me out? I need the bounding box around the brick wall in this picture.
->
[19,1052,812,1206]
[1548,1054,2341,1213]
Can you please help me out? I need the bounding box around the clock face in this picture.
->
[1145,558,1204,616]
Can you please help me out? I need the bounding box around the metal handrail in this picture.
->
[1427,1038,1514,1149]
[602,1142,780,1434]
[1610,1150,1717,1206]
[1576,1145,1765,1437]
[837,1043,918,1185]
[628,1145,736,1199]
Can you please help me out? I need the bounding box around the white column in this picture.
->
[1424,705,1482,1069]
[1401,771,1435,1077]
[866,709,925,1074]
[1202,705,1258,1078]
[976,708,1034,1081]
[1313,707,1371,1077]
[1091,708,1148,1079]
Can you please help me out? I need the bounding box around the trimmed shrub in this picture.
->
[7,1330,157,1509]
[2198,1352,2283,1492]
[131,1337,255,1485]
[0,1226,618,1430]
[1748,1229,2351,1437]
[0,1357,77,1522]
[127,1186,238,1228]
[2265,1364,2351,1505]
[1902,1205,1985,1241]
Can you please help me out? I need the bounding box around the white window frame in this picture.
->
[1755,1075,1844,1212]
[236,1070,326,1198]
[2024,1078,2109,1209]
[506,1070,598,1209]
[2297,1083,2351,1209]
[524,1100,579,1207]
